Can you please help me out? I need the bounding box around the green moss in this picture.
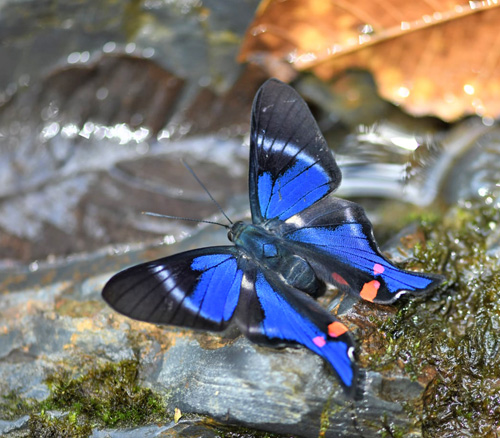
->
[318,397,332,438]
[317,389,347,437]
[0,360,168,437]
[0,391,37,420]
[366,203,500,436]
[377,413,411,438]
[39,359,167,428]
[28,412,92,438]
[210,423,285,438]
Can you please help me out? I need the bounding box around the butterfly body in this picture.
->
[229,220,323,295]
[103,78,444,397]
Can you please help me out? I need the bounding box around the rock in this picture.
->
[0,415,30,436]
[0,219,436,437]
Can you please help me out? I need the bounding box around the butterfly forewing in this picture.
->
[249,78,342,223]
[102,247,243,331]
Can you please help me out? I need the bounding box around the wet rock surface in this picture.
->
[0,221,435,437]
[8,164,488,437]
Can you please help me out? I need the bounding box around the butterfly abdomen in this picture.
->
[277,254,326,297]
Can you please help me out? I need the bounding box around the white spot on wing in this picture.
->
[258,134,316,166]
[241,273,252,290]
[347,346,355,362]
[285,214,306,227]
[393,290,406,300]
[151,265,182,301]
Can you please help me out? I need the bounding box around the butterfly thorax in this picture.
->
[228,221,324,296]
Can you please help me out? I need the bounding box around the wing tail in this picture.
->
[281,196,445,304]
[236,266,358,397]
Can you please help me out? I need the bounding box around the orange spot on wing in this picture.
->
[373,263,385,274]
[312,336,326,348]
[332,272,349,285]
[360,280,380,302]
[328,321,348,338]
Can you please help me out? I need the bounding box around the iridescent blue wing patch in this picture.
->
[102,247,243,330]
[236,264,357,396]
[249,78,342,223]
[279,196,444,304]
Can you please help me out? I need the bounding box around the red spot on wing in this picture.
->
[373,263,385,274]
[360,280,380,302]
[328,321,348,338]
[312,336,326,348]
[332,272,349,286]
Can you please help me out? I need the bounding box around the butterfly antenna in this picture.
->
[142,212,230,229]
[181,159,233,225]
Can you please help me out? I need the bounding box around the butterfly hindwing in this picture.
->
[236,263,357,395]
[102,247,243,331]
[278,195,444,304]
[249,78,342,223]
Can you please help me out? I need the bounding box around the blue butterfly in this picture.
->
[102,79,444,397]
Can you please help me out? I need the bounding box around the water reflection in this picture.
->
[338,117,500,208]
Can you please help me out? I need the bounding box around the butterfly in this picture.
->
[102,78,444,397]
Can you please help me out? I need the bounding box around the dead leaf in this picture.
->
[174,407,182,423]
[239,0,500,121]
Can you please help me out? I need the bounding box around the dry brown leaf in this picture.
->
[239,0,500,121]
